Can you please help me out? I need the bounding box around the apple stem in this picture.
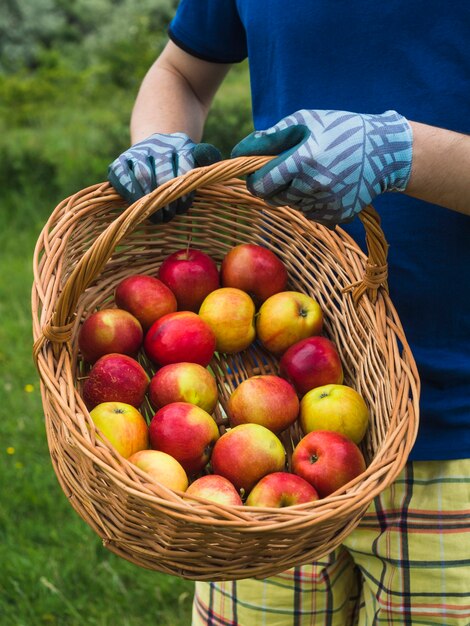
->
[310,454,318,464]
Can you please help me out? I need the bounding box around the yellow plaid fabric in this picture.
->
[192,459,470,625]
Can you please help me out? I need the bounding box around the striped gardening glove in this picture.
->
[108,133,221,223]
[231,109,413,227]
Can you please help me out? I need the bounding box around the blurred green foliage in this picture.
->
[1,0,253,215]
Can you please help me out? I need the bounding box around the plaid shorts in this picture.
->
[192,459,470,625]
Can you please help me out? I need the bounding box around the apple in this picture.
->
[256,291,323,356]
[245,472,319,507]
[220,243,288,305]
[144,311,216,367]
[149,401,219,475]
[89,401,149,459]
[115,274,177,331]
[186,475,243,506]
[149,362,218,413]
[279,336,343,396]
[78,308,143,363]
[198,287,256,354]
[300,384,369,444]
[211,423,286,493]
[127,449,189,492]
[82,353,149,410]
[291,430,366,498]
[158,248,220,312]
[227,375,299,434]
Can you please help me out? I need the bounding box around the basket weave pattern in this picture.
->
[32,157,419,580]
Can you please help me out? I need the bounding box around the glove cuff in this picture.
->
[367,110,413,193]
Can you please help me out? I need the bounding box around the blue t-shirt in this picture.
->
[169,0,470,461]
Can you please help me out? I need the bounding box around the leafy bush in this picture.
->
[1,0,252,218]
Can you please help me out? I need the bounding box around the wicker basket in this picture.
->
[32,156,419,581]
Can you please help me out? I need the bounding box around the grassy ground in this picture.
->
[0,195,194,625]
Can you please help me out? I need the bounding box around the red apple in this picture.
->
[127,449,189,492]
[256,291,323,356]
[158,248,220,312]
[186,475,243,506]
[78,308,143,363]
[144,311,216,367]
[198,287,256,354]
[89,401,149,459]
[115,274,177,331]
[220,243,288,305]
[279,336,343,396]
[228,375,299,434]
[149,402,219,475]
[149,362,218,413]
[211,423,286,493]
[291,430,366,498]
[246,472,319,507]
[300,384,369,444]
[82,353,149,409]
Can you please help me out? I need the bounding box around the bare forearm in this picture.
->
[406,122,470,216]
[131,64,206,143]
[130,41,231,144]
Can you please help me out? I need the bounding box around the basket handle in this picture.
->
[36,156,388,353]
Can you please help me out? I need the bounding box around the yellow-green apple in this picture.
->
[144,311,216,367]
[127,449,189,492]
[158,248,220,312]
[220,243,288,305]
[186,475,243,506]
[228,375,299,434]
[89,401,149,458]
[246,472,319,507]
[149,362,218,413]
[149,402,219,475]
[198,287,256,354]
[78,308,143,363]
[300,384,369,444]
[291,430,366,498]
[279,336,343,396]
[82,353,149,409]
[115,274,177,331]
[211,423,286,493]
[256,291,323,356]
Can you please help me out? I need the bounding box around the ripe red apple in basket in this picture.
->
[256,291,324,356]
[220,243,288,305]
[186,475,243,506]
[211,423,286,493]
[115,274,177,331]
[158,248,220,312]
[144,311,216,367]
[227,375,299,434]
[78,308,143,363]
[246,472,319,507]
[89,401,149,459]
[149,362,218,413]
[149,402,220,475]
[82,353,149,410]
[198,287,256,354]
[279,336,343,396]
[292,430,366,498]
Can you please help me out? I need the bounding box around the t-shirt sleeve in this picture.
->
[168,0,248,63]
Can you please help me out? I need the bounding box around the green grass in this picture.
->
[0,196,194,626]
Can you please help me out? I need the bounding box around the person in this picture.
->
[108,1,470,624]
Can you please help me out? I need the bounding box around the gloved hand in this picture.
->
[231,109,413,227]
[108,132,221,223]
